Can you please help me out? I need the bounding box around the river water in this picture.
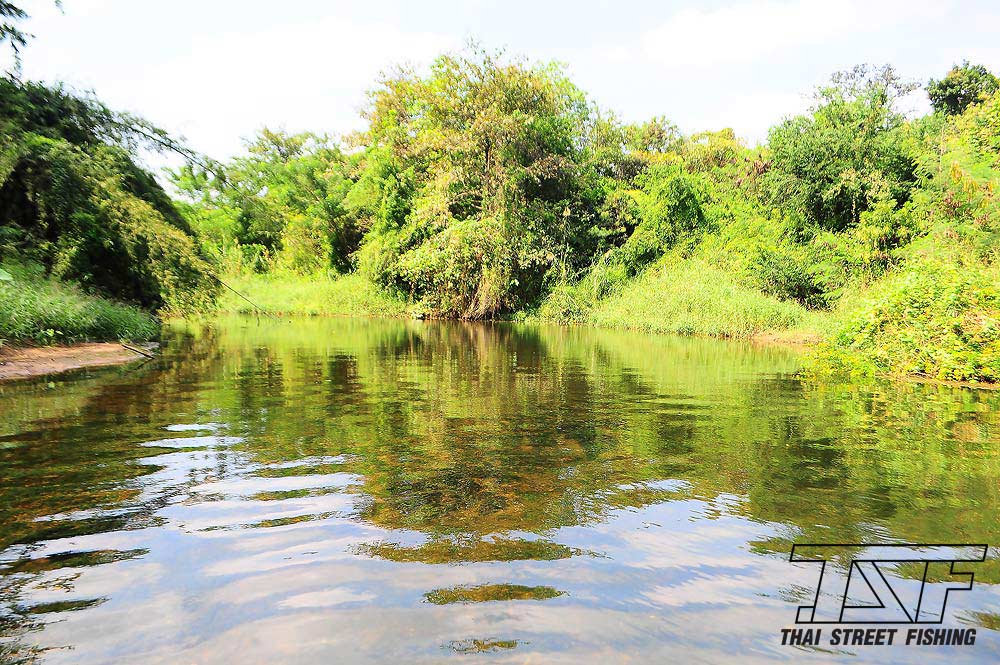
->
[1,316,998,663]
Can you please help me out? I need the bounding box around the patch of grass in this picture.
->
[0,262,159,344]
[214,271,409,317]
[583,258,807,339]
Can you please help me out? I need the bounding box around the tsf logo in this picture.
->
[790,543,988,624]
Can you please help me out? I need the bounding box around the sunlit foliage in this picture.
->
[167,50,1000,381]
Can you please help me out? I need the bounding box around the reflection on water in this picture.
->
[1,316,999,663]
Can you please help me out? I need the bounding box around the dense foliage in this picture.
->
[0,78,216,315]
[817,89,1000,382]
[172,130,356,276]
[177,51,635,318]
[4,23,997,382]
[928,61,1000,116]
[182,51,999,382]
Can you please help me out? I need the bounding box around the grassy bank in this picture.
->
[536,257,809,339]
[215,261,814,341]
[215,271,409,317]
[0,263,159,345]
[811,255,1000,384]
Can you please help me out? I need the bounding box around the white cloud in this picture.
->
[639,0,953,68]
[685,91,811,143]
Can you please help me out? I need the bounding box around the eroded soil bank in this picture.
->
[0,342,157,382]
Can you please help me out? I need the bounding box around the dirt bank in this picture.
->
[751,329,823,348]
[0,342,158,382]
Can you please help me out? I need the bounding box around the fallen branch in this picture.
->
[120,342,155,359]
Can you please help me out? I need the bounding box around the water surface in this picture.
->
[1,317,999,663]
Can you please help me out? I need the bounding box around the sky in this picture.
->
[7,0,1000,161]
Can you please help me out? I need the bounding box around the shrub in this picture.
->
[818,259,1000,382]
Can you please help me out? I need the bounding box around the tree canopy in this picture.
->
[928,61,1000,115]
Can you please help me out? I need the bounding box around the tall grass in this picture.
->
[557,258,807,339]
[0,263,159,344]
[214,271,409,317]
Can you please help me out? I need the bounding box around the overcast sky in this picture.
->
[8,0,1000,160]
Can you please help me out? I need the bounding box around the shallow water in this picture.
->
[1,316,999,663]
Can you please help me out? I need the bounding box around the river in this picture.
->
[1,316,998,663]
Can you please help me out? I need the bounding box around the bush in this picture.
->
[817,259,1000,382]
[584,163,707,300]
[815,90,1000,383]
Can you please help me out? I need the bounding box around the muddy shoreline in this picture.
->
[0,342,158,382]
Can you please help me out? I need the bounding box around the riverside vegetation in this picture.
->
[1,3,999,383]
[0,76,214,344]
[141,55,1000,384]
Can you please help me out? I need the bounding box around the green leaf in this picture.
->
[0,267,12,282]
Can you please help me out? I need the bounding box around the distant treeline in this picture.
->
[1,0,998,380]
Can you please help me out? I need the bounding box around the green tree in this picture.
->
[0,78,215,311]
[767,65,917,233]
[352,48,611,318]
[172,129,359,273]
[927,61,1000,115]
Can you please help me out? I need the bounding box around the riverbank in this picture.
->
[212,266,1000,388]
[0,342,157,382]
[217,268,827,336]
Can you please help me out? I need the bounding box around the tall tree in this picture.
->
[767,65,918,232]
[927,61,1000,115]
[353,48,611,318]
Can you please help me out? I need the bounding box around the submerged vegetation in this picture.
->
[1,1,998,382]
